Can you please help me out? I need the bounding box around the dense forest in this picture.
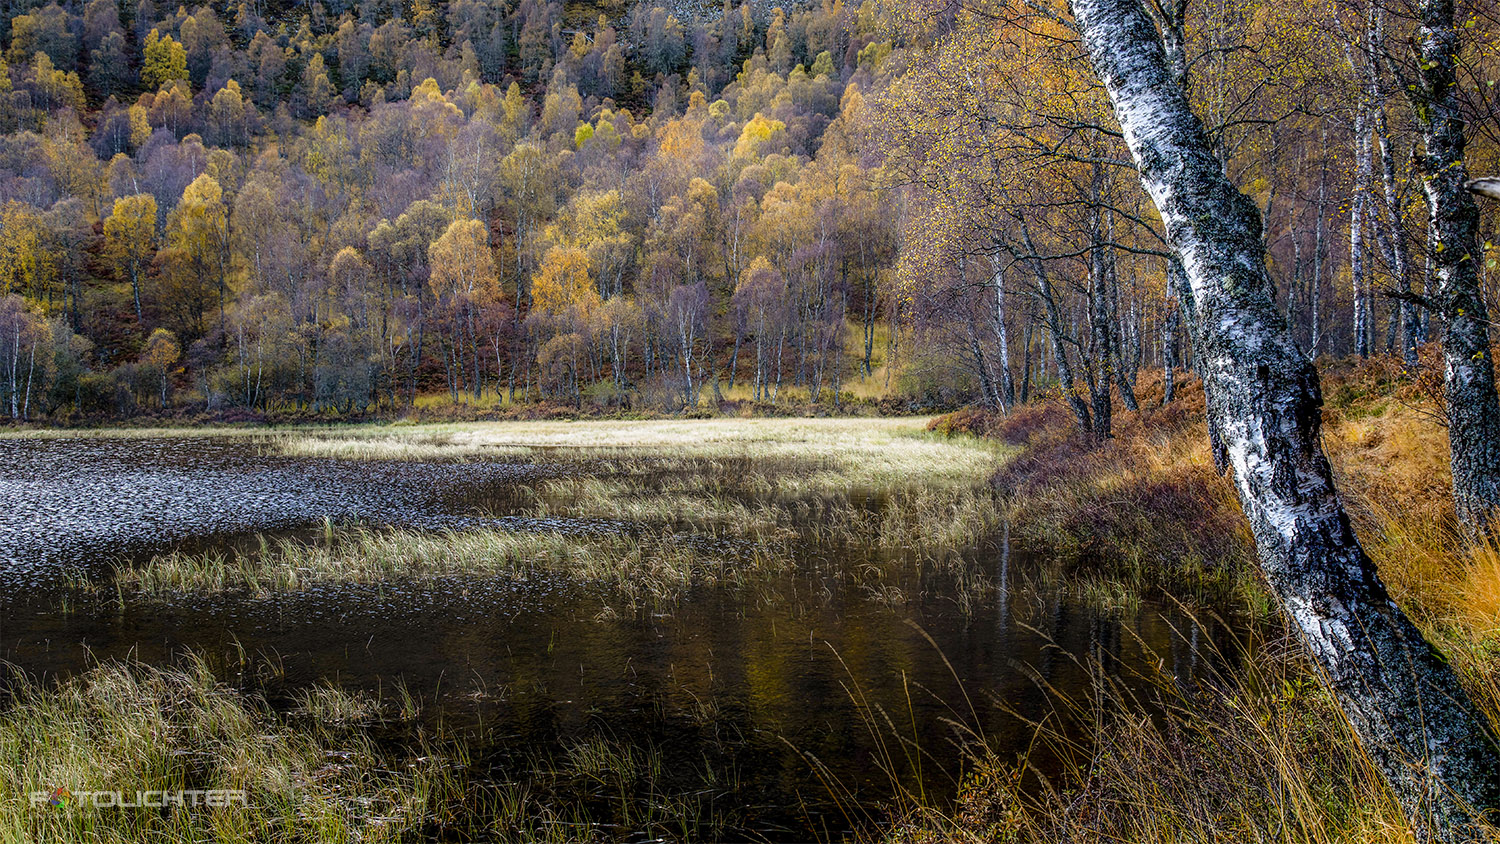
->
[0,0,1494,425]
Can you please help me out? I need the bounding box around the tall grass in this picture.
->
[979,378,1257,603]
[0,657,755,843]
[0,656,465,844]
[271,432,533,462]
[117,526,787,605]
[271,417,1008,490]
[909,354,1500,844]
[882,625,1429,844]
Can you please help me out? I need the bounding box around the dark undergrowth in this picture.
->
[1,393,954,431]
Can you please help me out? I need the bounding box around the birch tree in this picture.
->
[1069,0,1500,839]
[1406,0,1500,535]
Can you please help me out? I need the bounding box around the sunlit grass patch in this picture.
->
[1461,542,1500,638]
[531,476,796,540]
[272,417,1009,491]
[270,432,534,462]
[270,418,1011,556]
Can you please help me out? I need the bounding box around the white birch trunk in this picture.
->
[1411,0,1500,534]
[1071,0,1500,837]
[1351,102,1373,359]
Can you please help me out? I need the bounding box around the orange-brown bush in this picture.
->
[925,405,1007,438]
[928,373,1255,597]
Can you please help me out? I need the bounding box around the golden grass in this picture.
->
[269,418,1010,556]
[272,433,533,462]
[1310,358,1500,720]
[986,383,1257,602]
[117,526,786,606]
[1462,543,1500,637]
[273,417,1008,490]
[883,632,1420,844]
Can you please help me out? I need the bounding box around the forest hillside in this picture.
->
[0,0,1492,425]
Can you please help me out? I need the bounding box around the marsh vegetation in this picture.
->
[11,417,1157,841]
[94,419,1008,607]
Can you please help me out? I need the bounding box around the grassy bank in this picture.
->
[0,656,758,843]
[913,356,1500,843]
[0,657,467,844]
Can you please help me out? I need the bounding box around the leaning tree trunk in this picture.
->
[1412,0,1500,535]
[1071,0,1500,839]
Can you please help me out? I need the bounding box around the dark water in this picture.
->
[0,436,1238,841]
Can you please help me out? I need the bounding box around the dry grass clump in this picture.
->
[530,474,796,540]
[0,656,787,844]
[884,632,1422,844]
[1461,542,1500,638]
[479,420,1012,552]
[530,462,1005,553]
[1313,354,1500,721]
[0,657,462,843]
[117,526,786,606]
[979,374,1256,599]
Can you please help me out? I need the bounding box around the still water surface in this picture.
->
[0,436,1237,840]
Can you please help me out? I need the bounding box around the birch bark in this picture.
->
[1411,0,1500,534]
[1071,0,1500,837]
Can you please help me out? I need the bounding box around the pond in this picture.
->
[0,430,1242,841]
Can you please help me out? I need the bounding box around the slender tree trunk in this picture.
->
[1351,101,1373,359]
[1311,156,1328,358]
[863,270,877,378]
[1073,2,1500,839]
[968,322,1001,410]
[1087,242,1114,440]
[1086,191,1116,440]
[130,265,143,324]
[1017,225,1092,434]
[1375,110,1418,365]
[729,330,741,390]
[1019,317,1033,406]
[992,260,1016,412]
[1113,263,1140,412]
[1411,0,1500,534]
[23,338,35,420]
[9,331,18,419]
[1163,287,1179,404]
